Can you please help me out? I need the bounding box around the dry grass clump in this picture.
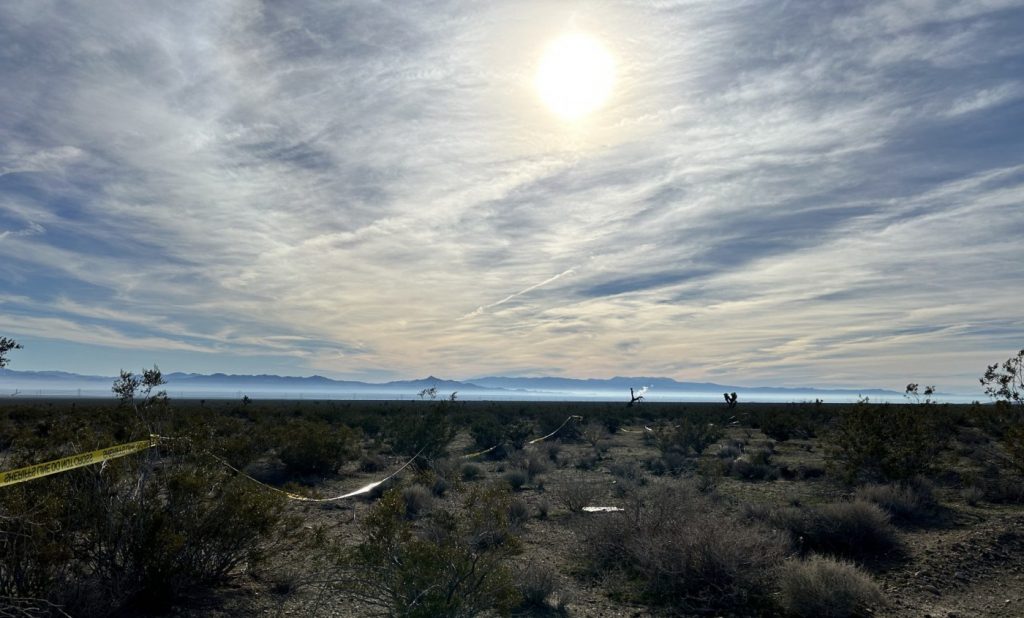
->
[778,555,886,617]
[580,485,785,613]
[855,480,937,524]
[755,500,900,560]
[400,484,432,519]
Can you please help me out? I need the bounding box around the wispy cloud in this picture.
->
[460,268,577,320]
[0,0,1020,391]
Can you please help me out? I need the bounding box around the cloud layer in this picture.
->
[1,0,1022,392]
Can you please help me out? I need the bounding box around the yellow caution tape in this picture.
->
[0,415,585,494]
[527,415,583,444]
[461,415,584,458]
[0,436,158,488]
[217,448,423,502]
[460,444,501,459]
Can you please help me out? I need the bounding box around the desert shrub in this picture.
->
[0,446,289,615]
[580,486,784,612]
[827,400,949,483]
[1001,425,1024,474]
[401,485,433,519]
[961,485,985,506]
[980,477,1024,504]
[537,498,551,519]
[505,469,529,491]
[717,443,743,459]
[729,447,779,481]
[695,462,723,493]
[574,452,600,471]
[654,417,724,456]
[386,402,457,463]
[609,461,646,486]
[644,456,669,476]
[523,451,549,480]
[360,453,388,472]
[468,415,524,458]
[505,421,534,450]
[760,501,900,560]
[540,442,562,464]
[603,416,623,434]
[855,480,937,525]
[335,486,520,617]
[582,422,608,449]
[507,498,531,529]
[278,419,359,476]
[429,457,461,484]
[535,413,583,444]
[788,463,827,480]
[470,416,504,449]
[730,459,779,481]
[778,555,885,617]
[461,462,483,481]
[515,562,563,612]
[757,408,819,442]
[554,475,603,513]
[431,476,449,497]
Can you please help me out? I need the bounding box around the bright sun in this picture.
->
[535,33,615,121]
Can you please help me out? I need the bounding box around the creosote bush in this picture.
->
[778,555,885,618]
[0,439,290,616]
[654,418,724,457]
[828,399,949,483]
[334,485,521,617]
[554,474,603,513]
[386,401,457,463]
[278,419,360,476]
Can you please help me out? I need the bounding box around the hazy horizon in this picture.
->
[1,2,1022,393]
[0,366,985,404]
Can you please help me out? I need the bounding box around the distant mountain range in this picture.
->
[0,368,909,402]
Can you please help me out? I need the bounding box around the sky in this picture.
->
[0,0,1022,394]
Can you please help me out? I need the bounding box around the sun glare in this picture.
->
[535,33,615,121]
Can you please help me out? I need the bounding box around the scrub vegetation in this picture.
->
[1,344,1023,616]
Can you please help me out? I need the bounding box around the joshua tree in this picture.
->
[628,387,644,407]
[981,349,1024,474]
[0,337,21,368]
[981,349,1024,406]
[723,392,738,409]
[904,383,936,404]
